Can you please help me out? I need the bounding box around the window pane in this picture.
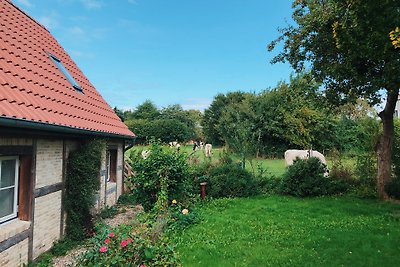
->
[1,160,16,188]
[0,188,14,218]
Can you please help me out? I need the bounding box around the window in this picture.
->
[48,53,83,93]
[0,156,19,223]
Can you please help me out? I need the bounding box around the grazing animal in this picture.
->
[199,141,204,150]
[205,143,212,157]
[284,149,327,166]
[141,150,150,159]
[169,141,178,147]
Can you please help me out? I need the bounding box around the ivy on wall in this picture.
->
[64,139,106,240]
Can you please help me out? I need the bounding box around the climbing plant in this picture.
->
[64,139,106,240]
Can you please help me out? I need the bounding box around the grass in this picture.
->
[174,195,400,267]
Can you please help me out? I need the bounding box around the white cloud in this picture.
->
[181,98,212,111]
[80,0,103,9]
[70,50,95,59]
[68,26,85,36]
[37,12,59,30]
[15,0,33,8]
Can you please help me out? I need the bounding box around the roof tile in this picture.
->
[0,0,135,138]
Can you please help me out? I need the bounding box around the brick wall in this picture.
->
[35,139,63,188]
[0,238,29,267]
[32,191,62,259]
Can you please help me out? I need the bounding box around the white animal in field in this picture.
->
[199,141,204,150]
[205,143,212,157]
[284,149,327,166]
[169,141,178,147]
[141,150,150,159]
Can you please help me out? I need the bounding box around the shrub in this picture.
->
[127,141,193,211]
[65,139,106,240]
[207,163,258,198]
[385,178,400,200]
[76,224,180,267]
[280,157,330,197]
[328,154,357,194]
[117,193,138,205]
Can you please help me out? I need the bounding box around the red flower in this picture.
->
[120,239,128,248]
[140,265,147,267]
[127,238,133,244]
[99,246,108,253]
[104,238,110,244]
[108,232,115,238]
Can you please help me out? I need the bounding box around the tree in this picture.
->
[113,107,125,122]
[269,0,400,199]
[132,100,160,120]
[218,95,258,169]
[160,104,203,140]
[203,92,249,145]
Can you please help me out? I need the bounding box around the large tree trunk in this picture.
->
[377,89,399,199]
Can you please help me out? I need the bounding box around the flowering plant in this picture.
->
[76,224,180,266]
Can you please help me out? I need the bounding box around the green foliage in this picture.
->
[124,102,202,144]
[127,141,193,211]
[207,163,258,198]
[269,0,400,198]
[117,193,138,205]
[280,157,330,197]
[269,0,400,105]
[65,140,106,240]
[168,201,200,232]
[203,92,248,146]
[76,224,180,267]
[98,206,119,220]
[385,178,400,199]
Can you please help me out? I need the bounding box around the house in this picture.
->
[0,0,135,265]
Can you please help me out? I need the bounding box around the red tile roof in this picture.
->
[0,0,135,138]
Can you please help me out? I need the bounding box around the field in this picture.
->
[128,145,288,176]
[174,195,400,267]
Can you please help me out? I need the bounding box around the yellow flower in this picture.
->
[182,208,189,215]
[172,199,177,204]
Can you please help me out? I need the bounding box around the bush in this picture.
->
[207,163,258,198]
[127,141,193,211]
[76,224,180,267]
[280,157,330,197]
[385,178,400,200]
[65,139,105,240]
[328,154,357,194]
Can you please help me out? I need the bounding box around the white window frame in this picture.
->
[0,156,19,223]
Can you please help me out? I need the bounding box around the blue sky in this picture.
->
[14,0,295,111]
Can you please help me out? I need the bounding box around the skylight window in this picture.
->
[48,53,83,93]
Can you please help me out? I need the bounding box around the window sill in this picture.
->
[0,219,31,243]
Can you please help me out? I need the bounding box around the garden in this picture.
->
[29,1,400,266]
[30,140,400,267]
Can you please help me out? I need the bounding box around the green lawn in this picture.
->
[174,196,400,267]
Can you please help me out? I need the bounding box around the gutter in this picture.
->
[0,117,136,141]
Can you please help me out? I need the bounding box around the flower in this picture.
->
[140,265,147,267]
[172,199,177,204]
[120,239,128,248]
[108,232,115,238]
[104,238,110,244]
[99,246,108,253]
[127,238,133,244]
[182,208,189,215]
